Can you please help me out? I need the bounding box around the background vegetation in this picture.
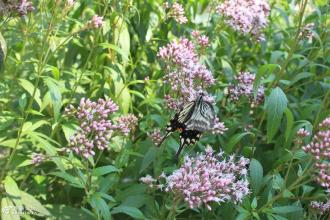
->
[0,0,329,219]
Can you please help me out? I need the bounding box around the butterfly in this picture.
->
[157,94,216,158]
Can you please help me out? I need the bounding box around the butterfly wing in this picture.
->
[175,130,202,158]
[185,100,216,132]
[157,100,196,147]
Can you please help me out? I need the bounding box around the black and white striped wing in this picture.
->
[185,101,215,132]
[157,100,196,147]
[177,100,196,123]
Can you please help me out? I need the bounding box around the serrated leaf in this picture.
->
[266,87,288,142]
[112,206,145,219]
[250,159,263,195]
[92,165,120,176]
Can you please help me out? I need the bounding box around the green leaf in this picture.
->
[18,79,42,109]
[50,172,84,188]
[250,159,263,195]
[266,87,288,142]
[114,16,130,64]
[4,176,22,207]
[272,206,302,214]
[221,58,233,78]
[140,147,157,173]
[253,64,281,100]
[45,78,62,121]
[100,43,128,63]
[90,196,111,220]
[21,191,51,216]
[225,132,254,153]
[62,123,79,142]
[47,205,93,219]
[284,108,294,141]
[1,197,20,220]
[92,165,120,176]
[112,206,145,219]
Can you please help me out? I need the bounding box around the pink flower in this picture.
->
[116,114,139,136]
[16,0,34,16]
[216,0,270,38]
[158,38,215,110]
[297,128,310,138]
[140,175,157,188]
[212,117,228,135]
[162,147,250,209]
[303,117,330,190]
[166,2,188,24]
[228,71,265,106]
[88,15,104,29]
[64,98,134,158]
[148,129,163,146]
[31,153,46,165]
[299,23,314,40]
[66,0,76,7]
[310,200,330,215]
[198,35,209,47]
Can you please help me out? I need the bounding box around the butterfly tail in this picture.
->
[175,138,186,159]
[156,132,172,147]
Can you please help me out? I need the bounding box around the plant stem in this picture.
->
[166,197,180,220]
[0,4,59,184]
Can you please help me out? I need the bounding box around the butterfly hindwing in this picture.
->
[175,130,202,158]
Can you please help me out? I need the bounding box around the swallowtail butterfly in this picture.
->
[157,94,216,158]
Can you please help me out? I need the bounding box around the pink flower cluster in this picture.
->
[158,38,215,110]
[87,15,104,29]
[31,153,46,165]
[164,147,249,210]
[299,23,314,40]
[310,200,330,215]
[164,2,188,24]
[228,72,265,106]
[116,114,138,136]
[297,128,310,138]
[216,0,270,39]
[192,31,210,48]
[303,117,330,190]
[65,98,136,158]
[16,0,34,16]
[66,0,76,7]
[148,129,163,145]
[212,117,228,135]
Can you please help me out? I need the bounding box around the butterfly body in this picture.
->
[158,94,215,158]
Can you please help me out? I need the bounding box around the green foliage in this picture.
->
[0,0,329,219]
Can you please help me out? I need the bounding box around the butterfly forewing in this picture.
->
[185,100,215,132]
[177,100,196,123]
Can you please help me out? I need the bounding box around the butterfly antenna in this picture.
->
[156,132,171,147]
